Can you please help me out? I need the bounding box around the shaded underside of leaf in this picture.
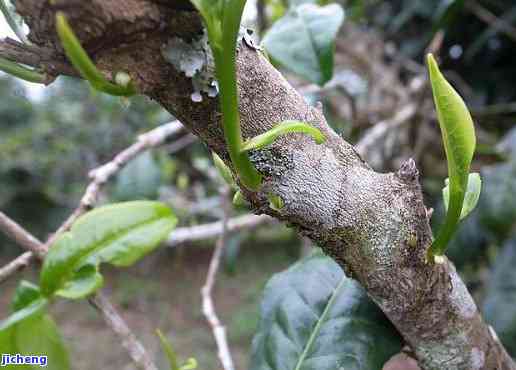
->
[250,252,402,370]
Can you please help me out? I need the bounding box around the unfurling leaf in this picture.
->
[40,201,177,298]
[427,54,476,259]
[443,172,481,221]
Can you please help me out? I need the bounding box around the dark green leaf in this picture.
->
[263,3,345,85]
[443,172,481,221]
[483,238,516,356]
[249,252,402,370]
[40,201,177,298]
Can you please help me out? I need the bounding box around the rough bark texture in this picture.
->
[8,1,516,369]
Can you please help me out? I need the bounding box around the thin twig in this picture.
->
[0,211,158,370]
[355,103,418,157]
[0,251,33,283]
[0,213,272,282]
[201,187,235,370]
[166,213,273,247]
[89,293,158,370]
[0,212,46,257]
[466,1,516,43]
[46,120,184,248]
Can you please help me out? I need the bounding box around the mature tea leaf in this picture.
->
[263,3,345,85]
[250,252,402,370]
[40,201,177,298]
[427,54,476,258]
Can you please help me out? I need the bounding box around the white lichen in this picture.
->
[161,32,218,102]
[450,266,477,319]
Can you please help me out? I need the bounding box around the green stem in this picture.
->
[429,183,465,258]
[241,120,325,152]
[55,12,136,97]
[0,0,28,44]
[0,57,46,83]
[212,0,262,190]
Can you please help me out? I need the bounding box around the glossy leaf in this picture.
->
[443,172,481,221]
[40,201,177,298]
[250,251,402,370]
[241,121,326,152]
[11,280,42,311]
[483,238,516,356]
[427,54,476,258]
[263,4,345,85]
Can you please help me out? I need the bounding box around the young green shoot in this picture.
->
[241,120,326,152]
[0,57,46,83]
[55,12,136,97]
[191,0,326,191]
[426,54,477,261]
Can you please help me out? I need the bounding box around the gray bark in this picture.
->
[5,1,515,368]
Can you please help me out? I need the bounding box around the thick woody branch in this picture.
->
[9,1,516,369]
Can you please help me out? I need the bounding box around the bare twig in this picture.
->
[46,120,184,248]
[167,213,274,247]
[89,293,158,370]
[0,212,46,257]
[0,251,33,283]
[201,188,235,370]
